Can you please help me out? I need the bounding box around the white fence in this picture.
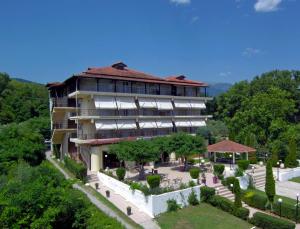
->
[277,167,300,181]
[97,172,200,218]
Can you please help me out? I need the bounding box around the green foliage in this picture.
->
[0,162,123,229]
[233,179,242,208]
[265,160,276,207]
[64,157,87,181]
[116,167,126,181]
[285,138,298,168]
[167,199,180,212]
[213,164,225,178]
[242,190,267,210]
[273,201,300,221]
[187,189,199,206]
[237,160,250,171]
[197,120,229,143]
[250,212,295,229]
[223,176,237,190]
[234,168,244,177]
[200,186,215,202]
[188,180,196,187]
[209,195,249,220]
[189,168,200,179]
[0,74,49,125]
[147,175,161,189]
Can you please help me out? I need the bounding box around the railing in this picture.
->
[52,121,76,129]
[52,97,76,107]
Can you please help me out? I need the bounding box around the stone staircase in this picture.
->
[214,183,234,201]
[87,172,99,183]
[249,166,266,189]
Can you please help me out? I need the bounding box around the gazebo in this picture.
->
[207,140,256,164]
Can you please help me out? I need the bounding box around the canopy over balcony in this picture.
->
[207,140,256,164]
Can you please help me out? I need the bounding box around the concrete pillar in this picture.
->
[90,148,103,172]
[233,152,236,164]
[214,152,216,163]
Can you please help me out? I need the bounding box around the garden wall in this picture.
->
[97,172,201,218]
[278,167,300,181]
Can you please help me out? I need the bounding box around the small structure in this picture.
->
[207,140,256,164]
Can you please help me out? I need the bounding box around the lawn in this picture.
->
[249,188,297,205]
[157,203,253,229]
[289,176,300,184]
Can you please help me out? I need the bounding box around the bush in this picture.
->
[237,160,250,171]
[167,199,180,212]
[189,168,200,179]
[188,158,196,165]
[213,164,225,178]
[188,189,199,206]
[223,176,237,190]
[250,212,295,229]
[147,175,160,189]
[129,181,151,196]
[200,186,215,202]
[234,168,244,177]
[242,190,267,210]
[233,179,242,208]
[116,167,126,181]
[188,180,196,187]
[273,201,300,221]
[209,195,249,220]
[64,157,86,181]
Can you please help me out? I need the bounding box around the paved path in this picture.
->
[45,151,136,229]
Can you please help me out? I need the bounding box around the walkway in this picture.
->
[45,151,137,229]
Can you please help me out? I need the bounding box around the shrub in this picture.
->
[209,195,249,220]
[188,180,196,187]
[188,158,196,165]
[242,190,267,210]
[265,160,275,209]
[188,189,199,206]
[233,179,242,208]
[116,167,126,181]
[223,176,237,190]
[167,199,180,212]
[234,207,249,220]
[285,139,299,168]
[250,212,295,229]
[147,175,160,189]
[64,157,86,181]
[129,181,151,196]
[273,201,300,221]
[189,168,200,179]
[200,186,215,202]
[237,160,250,171]
[234,168,244,177]
[213,164,225,178]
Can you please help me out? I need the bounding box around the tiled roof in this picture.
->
[207,140,256,153]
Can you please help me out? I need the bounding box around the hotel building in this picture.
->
[47,62,212,171]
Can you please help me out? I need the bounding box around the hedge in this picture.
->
[200,186,215,202]
[213,164,225,178]
[189,168,200,179]
[209,195,249,220]
[147,175,161,189]
[237,160,250,171]
[242,190,267,210]
[64,157,87,181]
[116,167,126,181]
[273,201,300,221]
[250,212,295,229]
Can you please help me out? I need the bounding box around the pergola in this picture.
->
[207,140,256,164]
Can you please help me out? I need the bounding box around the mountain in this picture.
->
[207,82,232,97]
[12,78,35,84]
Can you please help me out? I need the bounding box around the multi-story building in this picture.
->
[47,62,212,171]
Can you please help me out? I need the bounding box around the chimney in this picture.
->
[111,62,127,70]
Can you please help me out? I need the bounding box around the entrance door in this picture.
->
[103,151,120,169]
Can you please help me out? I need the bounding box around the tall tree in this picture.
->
[233,179,242,208]
[285,138,298,168]
[265,160,276,210]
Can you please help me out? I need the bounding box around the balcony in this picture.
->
[51,121,76,144]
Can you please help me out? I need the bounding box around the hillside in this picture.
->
[207,82,232,97]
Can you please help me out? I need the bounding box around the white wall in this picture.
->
[97,172,201,218]
[277,167,300,181]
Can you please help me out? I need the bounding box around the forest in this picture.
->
[0,73,123,228]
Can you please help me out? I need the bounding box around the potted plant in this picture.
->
[189,168,200,184]
[127,206,132,215]
[106,190,110,198]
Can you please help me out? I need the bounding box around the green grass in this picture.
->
[157,203,253,229]
[289,176,300,184]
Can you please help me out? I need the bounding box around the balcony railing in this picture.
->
[52,121,77,129]
[52,97,76,108]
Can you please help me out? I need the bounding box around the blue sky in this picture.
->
[0,0,299,84]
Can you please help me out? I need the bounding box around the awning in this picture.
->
[95,120,118,130]
[190,100,206,109]
[138,98,157,108]
[94,96,117,109]
[190,120,206,127]
[156,120,173,128]
[156,98,173,110]
[173,99,191,108]
[139,120,157,129]
[116,97,137,109]
[116,120,137,129]
[175,120,192,127]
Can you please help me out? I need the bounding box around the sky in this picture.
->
[0,0,299,84]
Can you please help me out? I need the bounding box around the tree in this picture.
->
[109,139,159,180]
[285,138,298,168]
[169,132,206,171]
[265,160,276,210]
[233,179,242,208]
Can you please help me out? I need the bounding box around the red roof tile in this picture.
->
[207,140,256,153]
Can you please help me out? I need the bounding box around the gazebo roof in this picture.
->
[207,140,256,153]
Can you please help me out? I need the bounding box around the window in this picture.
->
[132,82,145,94]
[99,79,114,92]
